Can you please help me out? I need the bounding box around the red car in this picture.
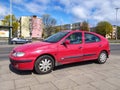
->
[9,30,110,74]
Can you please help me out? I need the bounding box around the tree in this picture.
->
[53,26,61,33]
[42,14,56,38]
[2,15,19,37]
[95,21,113,37]
[80,21,89,31]
[117,26,120,39]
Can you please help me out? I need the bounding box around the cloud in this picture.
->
[0,4,9,19]
[24,2,47,15]
[71,6,87,19]
[12,0,48,15]
[59,0,120,25]
[12,0,23,4]
[54,6,63,11]
[34,0,50,5]
[1,0,120,26]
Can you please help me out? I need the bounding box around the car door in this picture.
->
[57,32,83,64]
[83,32,101,61]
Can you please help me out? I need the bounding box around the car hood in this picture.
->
[13,41,53,51]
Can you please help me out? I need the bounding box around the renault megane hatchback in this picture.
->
[9,30,110,74]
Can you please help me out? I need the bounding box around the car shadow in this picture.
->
[9,60,96,75]
[54,60,96,71]
[9,64,32,75]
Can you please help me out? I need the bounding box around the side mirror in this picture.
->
[62,40,70,45]
[65,40,70,44]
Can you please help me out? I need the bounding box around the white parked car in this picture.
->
[11,37,32,44]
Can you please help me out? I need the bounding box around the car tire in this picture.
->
[34,55,54,74]
[12,41,16,44]
[97,51,107,64]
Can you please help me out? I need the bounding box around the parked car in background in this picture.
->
[9,30,110,74]
[11,37,32,44]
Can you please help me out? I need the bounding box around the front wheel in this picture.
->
[34,55,54,74]
[12,41,16,44]
[97,51,107,64]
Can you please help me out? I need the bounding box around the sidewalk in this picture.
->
[0,55,120,90]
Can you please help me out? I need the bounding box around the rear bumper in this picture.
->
[10,58,34,70]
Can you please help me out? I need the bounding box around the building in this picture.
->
[20,16,31,38]
[56,22,81,30]
[30,15,43,38]
[112,25,117,38]
[20,16,43,39]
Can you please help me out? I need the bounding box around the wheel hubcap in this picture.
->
[38,59,52,72]
[100,53,107,62]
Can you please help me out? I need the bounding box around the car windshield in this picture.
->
[43,32,69,43]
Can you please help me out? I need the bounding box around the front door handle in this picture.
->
[79,46,82,49]
[99,45,102,47]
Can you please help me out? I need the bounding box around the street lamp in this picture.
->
[8,0,12,44]
[115,8,120,40]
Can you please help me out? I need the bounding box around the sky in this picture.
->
[0,0,120,27]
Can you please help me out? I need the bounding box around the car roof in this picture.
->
[61,30,102,37]
[62,30,89,33]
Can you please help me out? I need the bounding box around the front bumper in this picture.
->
[10,58,34,70]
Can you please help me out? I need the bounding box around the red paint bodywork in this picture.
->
[9,30,110,70]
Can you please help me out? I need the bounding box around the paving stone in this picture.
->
[0,80,15,90]
[16,87,30,90]
[78,65,98,73]
[90,80,117,90]
[34,73,58,83]
[92,64,115,71]
[84,72,107,81]
[52,70,71,79]
[96,69,120,78]
[30,82,58,90]
[0,60,10,66]
[67,69,84,76]
[15,77,39,88]
[61,87,73,90]
[52,78,77,90]
[69,74,93,85]
[105,77,120,88]
[73,84,98,90]
[0,73,21,82]
[112,63,120,69]
[0,64,11,75]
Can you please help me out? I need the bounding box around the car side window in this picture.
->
[66,32,82,44]
[85,33,100,43]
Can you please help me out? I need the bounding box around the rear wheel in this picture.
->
[34,55,54,74]
[97,51,107,64]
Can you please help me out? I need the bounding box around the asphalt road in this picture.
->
[0,43,120,60]
[0,45,17,60]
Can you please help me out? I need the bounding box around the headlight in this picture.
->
[12,52,25,57]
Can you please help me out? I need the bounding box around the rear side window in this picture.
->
[85,33,101,43]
